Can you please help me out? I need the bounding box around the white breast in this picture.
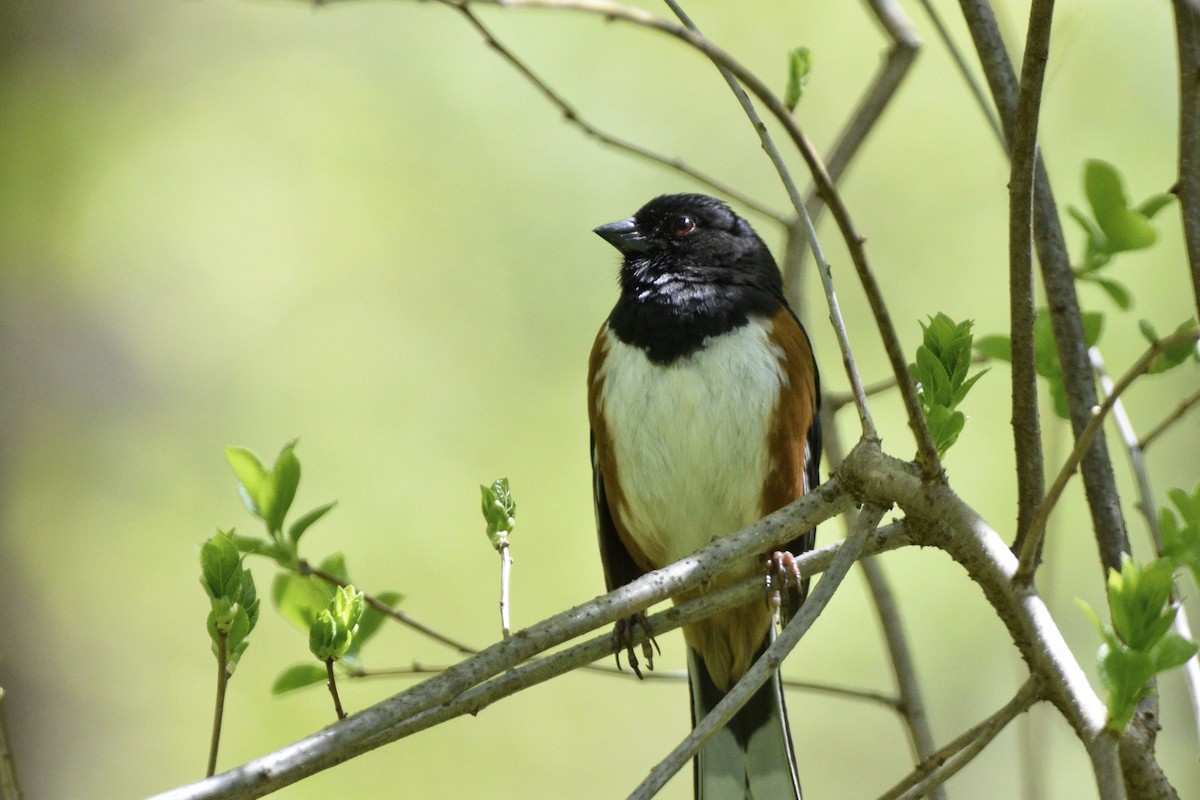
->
[594,316,786,569]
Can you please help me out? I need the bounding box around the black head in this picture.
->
[594,194,786,363]
[594,194,782,298]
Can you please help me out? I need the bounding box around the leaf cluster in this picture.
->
[217,442,402,696]
[1068,159,1174,310]
[480,477,516,548]
[200,531,260,677]
[909,313,987,457]
[1078,554,1198,733]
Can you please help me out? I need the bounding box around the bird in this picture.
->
[587,193,821,800]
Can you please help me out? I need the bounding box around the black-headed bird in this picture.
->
[588,194,821,799]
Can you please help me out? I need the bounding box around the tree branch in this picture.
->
[958,0,1130,580]
[1006,0,1053,558]
[876,678,1041,800]
[1016,328,1200,583]
[1173,0,1200,318]
[148,480,857,800]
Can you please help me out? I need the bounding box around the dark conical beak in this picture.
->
[593,216,651,254]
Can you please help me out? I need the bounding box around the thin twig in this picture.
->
[876,678,1041,800]
[627,504,885,800]
[451,4,785,223]
[1139,385,1200,451]
[325,659,347,720]
[786,0,921,302]
[1015,329,1200,583]
[1006,0,1053,560]
[0,687,22,800]
[659,0,877,443]
[497,539,512,639]
[915,0,1005,147]
[959,0,1131,580]
[206,633,228,778]
[1173,0,1200,318]
[298,560,479,656]
[349,661,905,708]
[860,556,945,800]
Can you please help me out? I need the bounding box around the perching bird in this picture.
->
[587,194,820,799]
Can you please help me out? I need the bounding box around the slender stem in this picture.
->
[298,560,479,656]
[0,687,22,800]
[326,659,347,720]
[877,679,1041,800]
[1015,329,1200,583]
[207,633,228,778]
[1173,0,1200,318]
[787,0,920,298]
[1139,385,1200,451]
[1006,0,1053,559]
[498,540,512,639]
[450,4,784,223]
[860,557,944,800]
[660,0,878,443]
[959,0,1130,579]
[627,504,885,800]
[915,0,1005,147]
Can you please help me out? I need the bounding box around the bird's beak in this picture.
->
[594,217,651,254]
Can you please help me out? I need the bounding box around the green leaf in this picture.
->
[272,663,328,694]
[1150,632,1199,673]
[200,532,244,601]
[272,573,334,633]
[1081,311,1104,347]
[264,440,301,535]
[1161,482,1200,589]
[974,335,1012,363]
[481,478,517,545]
[950,368,989,410]
[225,446,268,520]
[318,552,352,584]
[1067,204,1106,267]
[1146,319,1200,374]
[784,47,811,112]
[288,500,338,545]
[1084,159,1158,252]
[1089,275,1133,310]
[347,590,403,657]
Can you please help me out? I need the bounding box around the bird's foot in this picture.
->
[612,612,660,679]
[765,550,803,625]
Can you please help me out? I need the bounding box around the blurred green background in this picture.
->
[1,1,1197,798]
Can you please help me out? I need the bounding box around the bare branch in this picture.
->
[451,4,785,222]
[1006,0,1053,557]
[958,0,1130,579]
[148,481,858,800]
[1139,385,1200,451]
[1016,328,1200,583]
[877,678,1041,800]
[1173,0,1200,317]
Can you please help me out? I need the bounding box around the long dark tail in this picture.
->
[688,636,801,800]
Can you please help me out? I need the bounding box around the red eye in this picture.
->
[671,215,696,237]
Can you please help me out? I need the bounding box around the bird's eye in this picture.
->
[670,215,696,237]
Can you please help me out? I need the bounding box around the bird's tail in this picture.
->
[688,637,801,800]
